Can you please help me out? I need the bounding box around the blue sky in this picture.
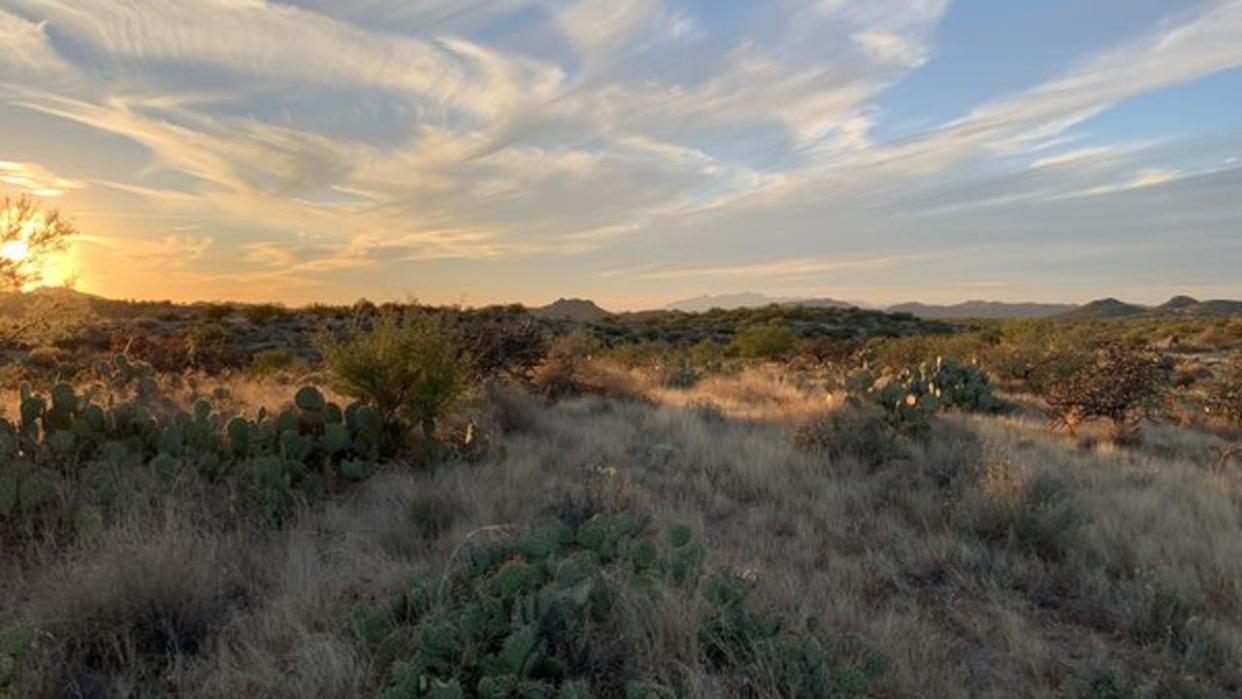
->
[0,0,1239,308]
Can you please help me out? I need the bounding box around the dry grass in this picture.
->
[4,368,1242,697]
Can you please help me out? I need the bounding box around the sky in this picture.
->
[0,0,1240,310]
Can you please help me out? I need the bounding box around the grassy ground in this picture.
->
[3,366,1241,697]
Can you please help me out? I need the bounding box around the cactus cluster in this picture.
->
[367,514,879,699]
[847,357,999,436]
[2,374,389,529]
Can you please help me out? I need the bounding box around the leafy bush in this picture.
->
[319,310,472,448]
[1034,343,1170,441]
[730,323,797,360]
[366,513,881,698]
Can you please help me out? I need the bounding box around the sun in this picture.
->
[1,238,30,262]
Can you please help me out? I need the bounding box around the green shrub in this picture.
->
[367,513,880,698]
[319,310,472,449]
[730,323,797,359]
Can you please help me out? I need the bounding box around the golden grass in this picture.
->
[4,368,1242,697]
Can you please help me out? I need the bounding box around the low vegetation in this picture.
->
[2,289,1242,697]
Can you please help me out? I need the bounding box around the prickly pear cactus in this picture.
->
[295,386,325,412]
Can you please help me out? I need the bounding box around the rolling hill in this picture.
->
[887,300,1077,319]
[530,297,612,322]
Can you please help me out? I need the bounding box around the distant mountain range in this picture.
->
[665,292,854,313]
[664,291,1242,320]
[1061,296,1242,320]
[887,300,1078,319]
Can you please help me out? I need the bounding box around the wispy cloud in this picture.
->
[0,0,1239,304]
[633,253,934,280]
[0,159,83,196]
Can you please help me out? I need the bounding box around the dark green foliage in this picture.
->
[370,515,878,698]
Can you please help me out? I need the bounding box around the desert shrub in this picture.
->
[365,513,881,698]
[867,333,991,371]
[687,339,726,367]
[794,403,905,468]
[24,345,66,370]
[532,332,600,399]
[1034,343,1170,441]
[319,310,472,448]
[198,303,234,322]
[1202,355,1242,428]
[242,303,290,325]
[250,347,308,377]
[464,319,546,382]
[186,322,239,370]
[731,323,797,360]
[605,341,669,370]
[109,326,239,373]
[798,337,860,367]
